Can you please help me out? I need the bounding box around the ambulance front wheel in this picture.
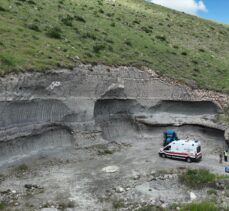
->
[186,157,192,163]
[161,153,166,158]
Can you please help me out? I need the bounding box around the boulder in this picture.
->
[102,165,119,173]
[189,192,197,201]
[41,208,58,211]
[150,170,156,176]
[224,128,229,143]
[132,171,141,180]
[115,186,125,193]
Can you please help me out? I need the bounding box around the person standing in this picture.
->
[224,150,228,162]
[219,152,223,164]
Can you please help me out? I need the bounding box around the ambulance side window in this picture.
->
[164,146,171,151]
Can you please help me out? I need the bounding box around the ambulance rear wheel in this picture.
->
[186,157,192,163]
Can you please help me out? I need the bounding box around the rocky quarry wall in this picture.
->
[0,64,228,165]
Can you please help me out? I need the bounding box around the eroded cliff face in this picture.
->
[0,64,228,165]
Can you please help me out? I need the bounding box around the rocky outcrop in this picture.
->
[225,128,229,144]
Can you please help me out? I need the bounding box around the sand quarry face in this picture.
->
[0,65,228,210]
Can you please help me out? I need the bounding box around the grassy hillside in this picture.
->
[0,0,229,92]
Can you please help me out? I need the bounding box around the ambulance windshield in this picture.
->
[197,146,201,153]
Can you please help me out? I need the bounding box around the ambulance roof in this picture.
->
[171,139,200,146]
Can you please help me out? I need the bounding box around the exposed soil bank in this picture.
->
[0,64,227,165]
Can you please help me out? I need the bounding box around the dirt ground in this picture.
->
[0,125,228,211]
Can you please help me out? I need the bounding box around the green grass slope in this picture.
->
[0,0,229,92]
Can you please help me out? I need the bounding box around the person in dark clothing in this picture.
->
[224,150,228,162]
[219,152,223,164]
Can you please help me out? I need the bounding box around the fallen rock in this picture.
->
[161,203,167,208]
[24,184,42,189]
[132,172,141,180]
[148,176,156,182]
[158,176,165,180]
[189,192,197,201]
[224,128,229,143]
[102,165,119,173]
[41,208,58,211]
[150,170,156,176]
[115,186,125,193]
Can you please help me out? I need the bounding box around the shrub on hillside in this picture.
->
[0,202,6,209]
[0,54,16,67]
[112,199,125,209]
[0,6,7,12]
[155,35,167,42]
[133,19,140,25]
[82,32,97,40]
[110,22,116,27]
[61,15,74,26]
[46,27,62,39]
[179,169,216,188]
[124,40,132,47]
[199,48,205,52]
[27,23,40,32]
[180,201,218,211]
[74,15,86,23]
[27,0,35,4]
[93,43,105,53]
[141,26,152,34]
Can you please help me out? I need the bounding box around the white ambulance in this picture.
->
[159,139,202,163]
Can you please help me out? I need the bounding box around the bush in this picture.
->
[112,199,125,209]
[155,35,167,42]
[192,60,198,64]
[106,13,114,17]
[207,189,217,195]
[0,6,7,12]
[46,27,62,39]
[98,8,104,14]
[0,54,16,67]
[61,15,74,26]
[0,202,5,209]
[16,164,29,172]
[124,40,132,47]
[199,48,205,52]
[74,15,86,23]
[193,68,200,72]
[180,201,218,211]
[110,22,116,27]
[133,19,140,24]
[181,51,187,56]
[82,32,97,40]
[141,26,151,33]
[137,205,165,211]
[27,23,40,32]
[97,149,113,156]
[93,43,105,53]
[179,169,216,188]
[27,0,35,4]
